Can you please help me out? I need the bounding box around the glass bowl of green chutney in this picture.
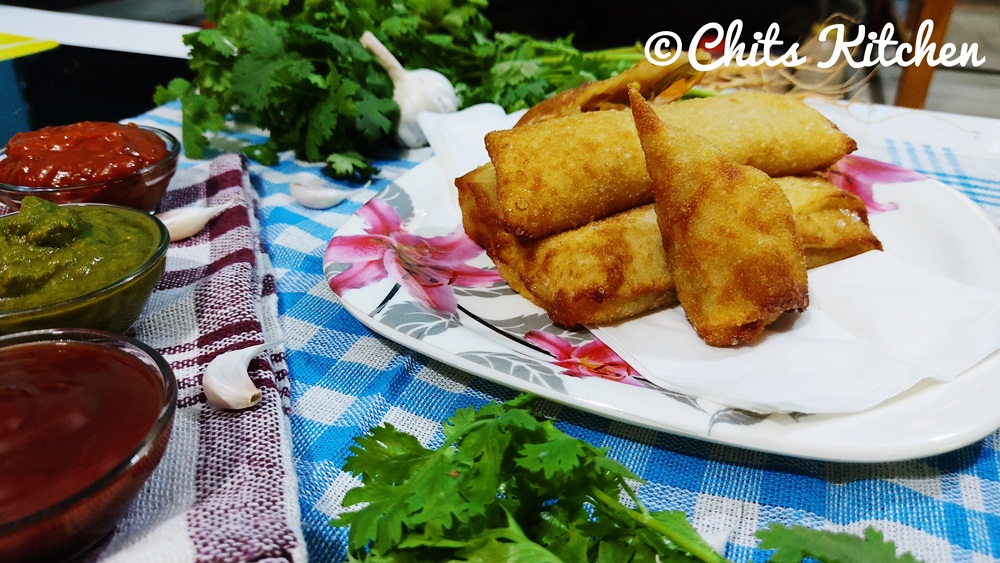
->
[0,197,169,335]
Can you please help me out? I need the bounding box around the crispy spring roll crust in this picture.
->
[455,164,496,249]
[493,208,679,327]
[630,89,809,346]
[485,91,857,239]
[778,175,883,268]
[456,166,880,328]
[514,56,709,127]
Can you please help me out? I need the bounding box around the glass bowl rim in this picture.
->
[0,125,180,193]
[0,327,177,532]
[0,202,170,321]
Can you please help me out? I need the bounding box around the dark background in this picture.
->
[1,47,192,142]
[482,0,835,50]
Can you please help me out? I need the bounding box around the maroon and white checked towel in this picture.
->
[83,154,306,562]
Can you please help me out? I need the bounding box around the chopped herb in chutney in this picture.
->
[0,197,160,311]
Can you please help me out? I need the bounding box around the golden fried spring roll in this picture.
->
[515,55,709,127]
[457,167,879,328]
[455,163,496,250]
[491,207,680,327]
[778,175,883,268]
[629,89,809,346]
[485,91,857,239]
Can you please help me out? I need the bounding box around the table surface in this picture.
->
[5,10,1000,563]
[136,95,1000,563]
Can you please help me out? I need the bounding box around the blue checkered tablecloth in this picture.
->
[131,100,1000,563]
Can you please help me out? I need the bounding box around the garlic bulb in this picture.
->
[203,341,281,410]
[360,31,460,148]
[156,195,242,242]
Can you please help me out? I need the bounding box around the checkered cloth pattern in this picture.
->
[0,152,308,562]
[124,101,1000,563]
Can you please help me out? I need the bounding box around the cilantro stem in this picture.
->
[589,488,731,563]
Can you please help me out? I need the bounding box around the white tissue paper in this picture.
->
[418,103,1000,416]
[592,250,1000,414]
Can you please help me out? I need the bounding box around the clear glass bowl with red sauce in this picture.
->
[0,122,180,214]
[0,328,176,563]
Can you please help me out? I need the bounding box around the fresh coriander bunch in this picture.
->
[154,0,645,180]
[335,394,925,562]
[334,393,726,561]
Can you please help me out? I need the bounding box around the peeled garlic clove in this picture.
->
[203,341,280,410]
[156,195,242,242]
[290,182,354,210]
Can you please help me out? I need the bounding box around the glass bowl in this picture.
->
[0,126,179,214]
[0,328,176,563]
[0,202,169,335]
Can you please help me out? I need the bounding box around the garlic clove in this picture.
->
[203,341,281,410]
[290,182,355,210]
[156,194,242,242]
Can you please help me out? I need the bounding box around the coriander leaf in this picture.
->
[516,435,587,480]
[325,151,378,182]
[239,12,285,58]
[453,520,564,563]
[243,142,278,166]
[342,423,431,486]
[191,28,238,57]
[379,14,420,37]
[173,87,226,160]
[152,77,191,106]
[229,56,312,112]
[757,523,924,563]
[353,93,398,144]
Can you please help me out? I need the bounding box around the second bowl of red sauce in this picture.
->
[0,121,179,214]
[0,328,176,563]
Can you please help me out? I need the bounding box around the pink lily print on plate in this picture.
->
[823,154,927,214]
[325,198,502,315]
[525,330,644,387]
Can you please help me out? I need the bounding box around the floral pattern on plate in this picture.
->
[323,180,727,414]
[823,154,925,214]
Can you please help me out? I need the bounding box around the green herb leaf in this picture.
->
[757,523,924,563]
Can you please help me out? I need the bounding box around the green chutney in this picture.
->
[0,196,159,312]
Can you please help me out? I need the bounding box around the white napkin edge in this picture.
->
[591,250,1000,414]
[416,104,525,183]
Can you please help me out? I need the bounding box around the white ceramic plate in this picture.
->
[323,157,1000,462]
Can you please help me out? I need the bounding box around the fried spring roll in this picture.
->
[630,89,808,346]
[456,166,880,328]
[484,91,857,239]
[778,175,883,268]
[515,56,709,127]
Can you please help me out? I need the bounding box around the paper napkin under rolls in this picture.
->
[593,250,1000,413]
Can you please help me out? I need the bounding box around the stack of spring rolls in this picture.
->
[456,89,883,345]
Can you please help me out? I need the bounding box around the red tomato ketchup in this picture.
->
[0,339,163,525]
[0,121,168,187]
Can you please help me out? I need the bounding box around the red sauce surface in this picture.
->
[0,340,163,525]
[0,121,168,187]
